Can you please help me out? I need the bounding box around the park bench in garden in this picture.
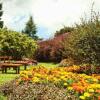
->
[13,59,38,70]
[0,56,12,63]
[0,56,38,74]
[0,56,12,71]
[0,63,22,74]
[22,58,38,65]
[13,61,29,70]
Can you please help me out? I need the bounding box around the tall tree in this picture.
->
[23,16,38,40]
[0,3,3,28]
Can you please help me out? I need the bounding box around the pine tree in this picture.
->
[0,3,3,28]
[23,16,38,40]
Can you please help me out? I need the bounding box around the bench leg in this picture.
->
[2,67,7,73]
[2,67,4,73]
[16,67,20,74]
[5,67,7,73]
[24,65,27,70]
[18,67,20,74]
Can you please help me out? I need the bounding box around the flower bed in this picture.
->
[17,66,100,100]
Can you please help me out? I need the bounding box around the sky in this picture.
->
[1,0,100,39]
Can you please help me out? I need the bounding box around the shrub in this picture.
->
[35,33,67,62]
[63,15,100,66]
[55,26,74,37]
[79,64,100,74]
[0,28,37,60]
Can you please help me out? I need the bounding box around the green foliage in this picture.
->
[63,16,100,66]
[23,16,38,40]
[0,28,37,60]
[55,26,74,37]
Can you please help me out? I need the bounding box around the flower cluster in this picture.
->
[18,66,100,100]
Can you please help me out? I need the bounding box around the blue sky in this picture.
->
[2,0,100,39]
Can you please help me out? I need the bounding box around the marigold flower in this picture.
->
[64,83,68,86]
[96,89,100,93]
[67,87,73,90]
[79,96,85,99]
[88,88,94,93]
[84,92,90,97]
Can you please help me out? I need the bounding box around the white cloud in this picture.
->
[2,0,100,38]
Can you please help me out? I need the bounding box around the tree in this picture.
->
[63,15,100,66]
[0,3,3,28]
[23,16,38,40]
[0,28,37,60]
[54,26,74,37]
[35,33,67,62]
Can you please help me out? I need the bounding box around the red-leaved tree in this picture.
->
[35,33,68,62]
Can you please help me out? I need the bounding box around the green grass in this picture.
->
[0,66,25,85]
[0,62,58,85]
[38,62,58,68]
[0,94,7,100]
[0,74,18,85]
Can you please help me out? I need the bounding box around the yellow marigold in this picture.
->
[32,77,40,82]
[88,88,94,93]
[60,76,66,81]
[53,77,59,82]
[34,73,41,77]
[64,83,68,86]
[79,96,85,100]
[84,92,90,97]
[92,78,98,82]
[67,87,73,90]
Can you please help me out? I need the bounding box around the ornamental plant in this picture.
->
[0,28,37,60]
[35,33,67,62]
[63,15,100,66]
[17,66,100,100]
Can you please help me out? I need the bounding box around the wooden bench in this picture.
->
[13,61,29,70]
[0,63,22,74]
[0,56,12,63]
[22,58,38,65]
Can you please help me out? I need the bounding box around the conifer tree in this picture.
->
[23,16,38,40]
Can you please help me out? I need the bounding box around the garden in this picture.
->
[0,3,100,100]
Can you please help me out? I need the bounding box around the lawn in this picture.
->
[0,74,18,85]
[0,66,24,85]
[38,62,58,68]
[0,62,58,85]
